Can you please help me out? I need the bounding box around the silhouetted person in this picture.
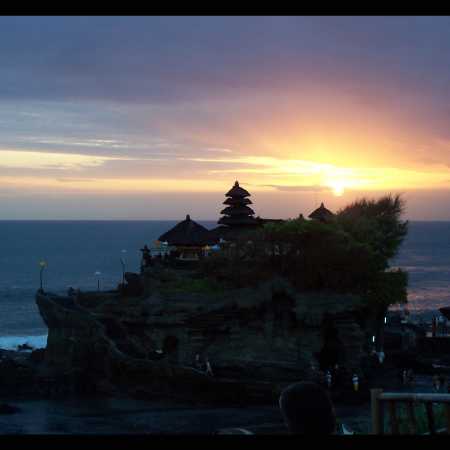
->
[400,369,407,386]
[439,374,447,391]
[352,373,359,392]
[279,382,336,434]
[432,316,437,337]
[333,364,346,389]
[325,370,332,388]
[194,353,202,371]
[432,374,440,392]
[140,245,152,268]
[67,287,74,296]
[205,359,214,376]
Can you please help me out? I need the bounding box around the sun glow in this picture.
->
[1,149,450,197]
[198,154,450,194]
[327,180,345,196]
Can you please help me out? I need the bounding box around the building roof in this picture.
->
[158,215,213,246]
[308,203,335,222]
[225,181,251,198]
[220,205,255,216]
[223,197,252,206]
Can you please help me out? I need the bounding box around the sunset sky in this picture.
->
[2,16,450,220]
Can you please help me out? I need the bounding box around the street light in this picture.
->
[39,260,47,291]
[94,271,101,291]
[120,250,127,285]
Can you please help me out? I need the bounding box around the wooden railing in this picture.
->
[371,389,450,434]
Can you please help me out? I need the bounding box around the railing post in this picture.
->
[371,388,384,434]
[425,403,436,435]
[446,405,450,435]
[406,401,418,435]
[388,400,400,434]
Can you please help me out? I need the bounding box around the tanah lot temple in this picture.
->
[146,181,335,263]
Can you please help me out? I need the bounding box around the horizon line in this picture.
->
[0,218,446,222]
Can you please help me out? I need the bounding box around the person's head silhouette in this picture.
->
[279,382,336,434]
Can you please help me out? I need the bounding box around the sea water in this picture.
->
[0,220,449,350]
[0,220,212,349]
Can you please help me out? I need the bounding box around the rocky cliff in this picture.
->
[35,268,371,403]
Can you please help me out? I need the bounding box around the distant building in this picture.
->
[155,182,336,260]
[308,202,335,223]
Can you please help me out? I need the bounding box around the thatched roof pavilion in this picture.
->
[158,215,213,246]
[308,203,335,223]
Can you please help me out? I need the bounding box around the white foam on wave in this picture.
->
[0,334,47,351]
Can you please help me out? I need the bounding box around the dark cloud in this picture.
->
[1,16,450,105]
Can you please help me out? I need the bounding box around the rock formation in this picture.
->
[33,267,372,403]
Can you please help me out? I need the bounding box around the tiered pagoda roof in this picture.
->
[220,205,255,217]
[218,181,257,227]
[223,197,252,206]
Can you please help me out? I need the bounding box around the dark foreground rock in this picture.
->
[0,349,40,396]
[0,403,20,414]
[17,343,34,352]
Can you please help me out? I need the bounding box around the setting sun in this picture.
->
[327,180,346,196]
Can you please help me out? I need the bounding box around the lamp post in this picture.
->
[39,260,47,292]
[94,271,101,291]
[120,249,127,285]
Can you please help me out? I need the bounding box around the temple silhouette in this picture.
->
[152,180,334,262]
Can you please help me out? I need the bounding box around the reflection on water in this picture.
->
[392,221,450,311]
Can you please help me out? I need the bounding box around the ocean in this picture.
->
[0,220,449,351]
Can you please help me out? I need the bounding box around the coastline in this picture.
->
[0,300,448,434]
[0,307,445,352]
[0,335,47,352]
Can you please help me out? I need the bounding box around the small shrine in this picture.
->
[308,202,335,223]
[157,214,213,261]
